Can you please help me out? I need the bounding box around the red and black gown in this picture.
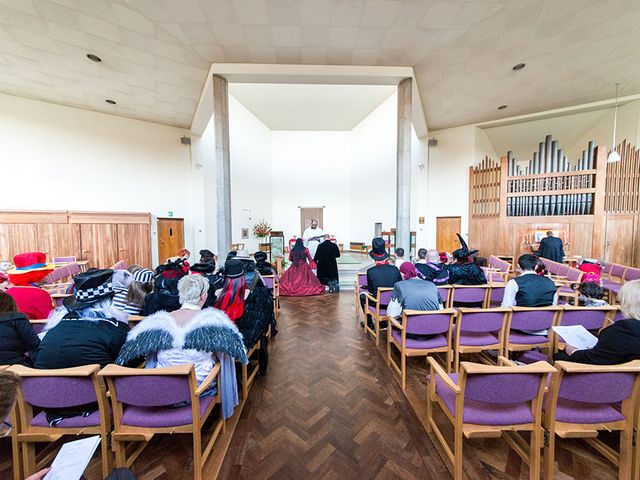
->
[279,248,325,296]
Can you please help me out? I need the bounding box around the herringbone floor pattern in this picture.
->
[219,292,449,479]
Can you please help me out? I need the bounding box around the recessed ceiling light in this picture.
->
[105,99,116,105]
[86,53,102,62]
[498,105,507,110]
[512,63,526,71]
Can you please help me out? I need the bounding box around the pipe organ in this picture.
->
[469,136,640,267]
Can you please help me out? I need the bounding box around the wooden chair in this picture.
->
[453,308,509,373]
[8,364,112,479]
[363,287,393,346]
[354,272,367,320]
[450,284,490,308]
[543,360,640,480]
[427,357,555,480]
[240,340,261,399]
[100,363,223,480]
[127,315,145,329]
[503,306,562,361]
[386,309,456,388]
[555,268,583,304]
[436,284,452,308]
[0,365,22,480]
[551,305,617,353]
[486,270,507,307]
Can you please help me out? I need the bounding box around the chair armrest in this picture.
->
[498,356,517,366]
[427,357,459,393]
[364,293,377,304]
[195,362,222,395]
[388,316,403,330]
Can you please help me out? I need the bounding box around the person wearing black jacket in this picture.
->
[0,291,40,366]
[537,231,565,263]
[555,280,640,364]
[359,238,402,315]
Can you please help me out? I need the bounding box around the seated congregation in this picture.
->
[0,248,277,480]
[356,235,640,480]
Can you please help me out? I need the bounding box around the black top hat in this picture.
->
[63,269,115,310]
[224,259,244,278]
[369,237,389,261]
[254,251,268,262]
[452,233,479,260]
[190,262,216,274]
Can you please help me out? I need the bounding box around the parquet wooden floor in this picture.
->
[0,292,623,479]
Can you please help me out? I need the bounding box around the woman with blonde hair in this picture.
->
[556,279,640,364]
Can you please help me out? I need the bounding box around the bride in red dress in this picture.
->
[280,238,325,296]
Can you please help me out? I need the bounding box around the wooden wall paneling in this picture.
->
[570,222,593,260]
[603,215,635,265]
[591,146,608,260]
[36,223,81,262]
[0,211,68,224]
[69,212,151,225]
[80,223,119,269]
[117,223,151,268]
[0,224,38,261]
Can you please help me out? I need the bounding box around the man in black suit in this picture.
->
[359,237,401,317]
[537,231,565,263]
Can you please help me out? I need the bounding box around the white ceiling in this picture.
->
[229,83,395,130]
[1,1,640,130]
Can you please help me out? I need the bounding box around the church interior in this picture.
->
[2,1,640,479]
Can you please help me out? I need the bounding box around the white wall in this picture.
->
[271,131,352,244]
[0,94,194,263]
[350,93,397,244]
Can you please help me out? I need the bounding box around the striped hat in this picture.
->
[133,268,154,283]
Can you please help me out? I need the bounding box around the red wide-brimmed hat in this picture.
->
[8,252,55,286]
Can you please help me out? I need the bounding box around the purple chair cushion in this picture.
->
[458,331,499,347]
[550,399,624,424]
[391,329,446,349]
[435,374,534,425]
[508,331,549,345]
[602,280,621,293]
[518,350,548,364]
[367,305,387,316]
[558,286,575,294]
[31,410,101,428]
[121,396,215,428]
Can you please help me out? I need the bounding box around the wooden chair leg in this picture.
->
[453,427,463,480]
[425,387,433,434]
[374,316,380,346]
[193,428,203,480]
[22,442,36,477]
[386,335,391,366]
[544,431,555,480]
[530,427,542,480]
[242,364,249,399]
[619,426,634,480]
[401,354,406,390]
[11,435,21,480]
[101,432,112,479]
[355,290,360,320]
[114,439,127,468]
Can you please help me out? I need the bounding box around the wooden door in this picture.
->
[80,224,118,269]
[300,207,323,235]
[436,216,461,252]
[117,224,151,268]
[157,218,184,264]
[37,223,81,262]
[604,215,636,265]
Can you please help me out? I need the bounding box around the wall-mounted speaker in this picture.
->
[181,135,191,145]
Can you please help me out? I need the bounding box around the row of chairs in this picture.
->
[5,362,223,480]
[603,263,640,301]
[385,304,619,389]
[427,357,640,480]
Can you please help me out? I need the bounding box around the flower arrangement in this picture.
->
[253,219,272,239]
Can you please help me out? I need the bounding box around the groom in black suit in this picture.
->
[538,231,565,262]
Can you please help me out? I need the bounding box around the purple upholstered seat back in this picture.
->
[624,268,640,282]
[465,373,541,404]
[610,264,626,279]
[557,265,570,277]
[114,375,192,407]
[510,309,556,331]
[378,289,393,304]
[602,263,612,275]
[565,268,581,282]
[489,286,505,304]
[453,286,487,304]
[357,273,367,287]
[559,309,608,331]
[67,263,81,276]
[558,372,636,404]
[110,260,127,270]
[29,321,46,335]
[459,310,505,333]
[53,256,76,263]
[405,312,451,336]
[21,376,98,409]
[262,276,274,289]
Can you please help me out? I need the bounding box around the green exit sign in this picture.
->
[168,211,174,217]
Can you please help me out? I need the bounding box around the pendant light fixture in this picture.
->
[608,83,621,163]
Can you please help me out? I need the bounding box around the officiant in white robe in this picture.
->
[303,220,325,258]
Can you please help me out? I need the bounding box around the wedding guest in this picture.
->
[555,280,640,364]
[360,237,401,314]
[501,254,557,307]
[6,252,54,320]
[387,263,442,318]
[415,249,449,285]
[0,291,40,366]
[447,235,486,285]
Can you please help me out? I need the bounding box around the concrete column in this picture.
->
[396,78,412,256]
[213,74,232,254]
